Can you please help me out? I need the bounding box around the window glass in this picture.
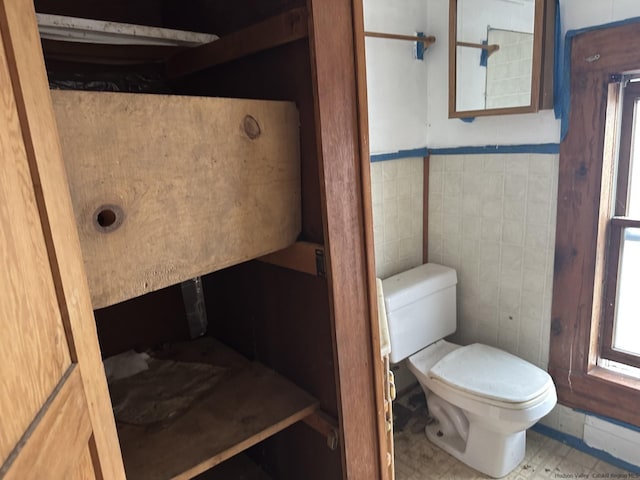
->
[627,99,640,217]
[613,227,640,356]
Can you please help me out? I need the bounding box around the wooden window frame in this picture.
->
[600,81,640,369]
[549,22,640,428]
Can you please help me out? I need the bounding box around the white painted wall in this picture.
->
[425,0,560,148]
[364,0,429,154]
[365,0,640,155]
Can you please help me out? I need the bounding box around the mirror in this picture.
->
[449,0,544,118]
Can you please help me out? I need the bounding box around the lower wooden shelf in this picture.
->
[194,454,272,480]
[116,338,319,480]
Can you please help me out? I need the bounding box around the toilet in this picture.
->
[382,263,557,478]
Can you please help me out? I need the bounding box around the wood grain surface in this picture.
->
[52,90,301,308]
[0,28,71,462]
[117,338,318,480]
[3,368,92,480]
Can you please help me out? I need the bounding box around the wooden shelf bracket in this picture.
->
[303,411,339,451]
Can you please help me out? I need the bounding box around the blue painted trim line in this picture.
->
[370,148,429,162]
[369,144,560,162]
[531,423,640,473]
[428,143,560,155]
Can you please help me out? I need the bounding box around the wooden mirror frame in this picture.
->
[448,0,552,119]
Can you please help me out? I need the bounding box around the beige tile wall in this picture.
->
[371,152,591,436]
[370,157,424,279]
[428,153,558,370]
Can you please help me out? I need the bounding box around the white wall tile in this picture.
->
[429,153,559,371]
[371,158,425,279]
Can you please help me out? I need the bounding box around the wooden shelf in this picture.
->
[52,90,301,309]
[194,454,272,480]
[116,338,318,480]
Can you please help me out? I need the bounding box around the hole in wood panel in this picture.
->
[94,204,124,232]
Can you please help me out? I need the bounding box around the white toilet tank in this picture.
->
[382,263,457,364]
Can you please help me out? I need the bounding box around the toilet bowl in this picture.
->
[406,340,557,478]
[381,263,557,478]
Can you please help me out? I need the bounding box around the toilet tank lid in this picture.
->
[382,263,457,312]
[429,344,554,404]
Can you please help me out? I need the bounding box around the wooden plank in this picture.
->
[3,368,92,480]
[69,443,97,480]
[42,39,188,65]
[0,26,72,464]
[194,454,271,480]
[610,217,640,228]
[0,1,125,476]
[258,241,324,276]
[166,7,308,79]
[308,0,382,478]
[303,411,339,450]
[423,155,429,263]
[36,13,218,46]
[549,22,640,428]
[117,338,319,480]
[52,90,301,309]
[539,0,556,110]
[364,31,435,46]
[353,1,391,479]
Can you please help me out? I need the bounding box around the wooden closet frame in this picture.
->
[0,0,389,478]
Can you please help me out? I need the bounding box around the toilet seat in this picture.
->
[408,341,555,411]
[430,343,553,403]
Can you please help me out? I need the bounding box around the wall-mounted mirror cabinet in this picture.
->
[449,0,553,118]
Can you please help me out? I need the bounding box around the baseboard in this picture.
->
[531,423,640,474]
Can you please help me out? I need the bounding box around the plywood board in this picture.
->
[116,338,318,480]
[52,90,301,308]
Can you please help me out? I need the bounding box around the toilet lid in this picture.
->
[428,343,553,404]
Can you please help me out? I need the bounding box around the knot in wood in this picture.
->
[551,318,563,336]
[243,115,261,139]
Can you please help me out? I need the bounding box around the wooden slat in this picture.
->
[571,21,640,74]
[303,411,339,450]
[353,1,391,478]
[308,0,382,477]
[42,39,187,65]
[52,90,301,309]
[69,443,97,480]
[539,0,556,109]
[365,31,435,46]
[258,241,324,276]
[0,22,71,464]
[2,368,92,480]
[166,7,308,79]
[0,1,125,477]
[117,338,318,480]
[423,155,429,263]
[610,217,640,228]
[194,454,271,480]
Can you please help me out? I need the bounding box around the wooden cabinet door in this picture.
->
[0,0,125,478]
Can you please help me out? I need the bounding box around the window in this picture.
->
[601,80,640,371]
[549,22,640,428]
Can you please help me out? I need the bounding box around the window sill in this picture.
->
[549,363,640,428]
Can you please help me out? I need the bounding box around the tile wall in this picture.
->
[428,153,558,369]
[485,29,534,110]
[370,157,424,279]
[371,152,594,437]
